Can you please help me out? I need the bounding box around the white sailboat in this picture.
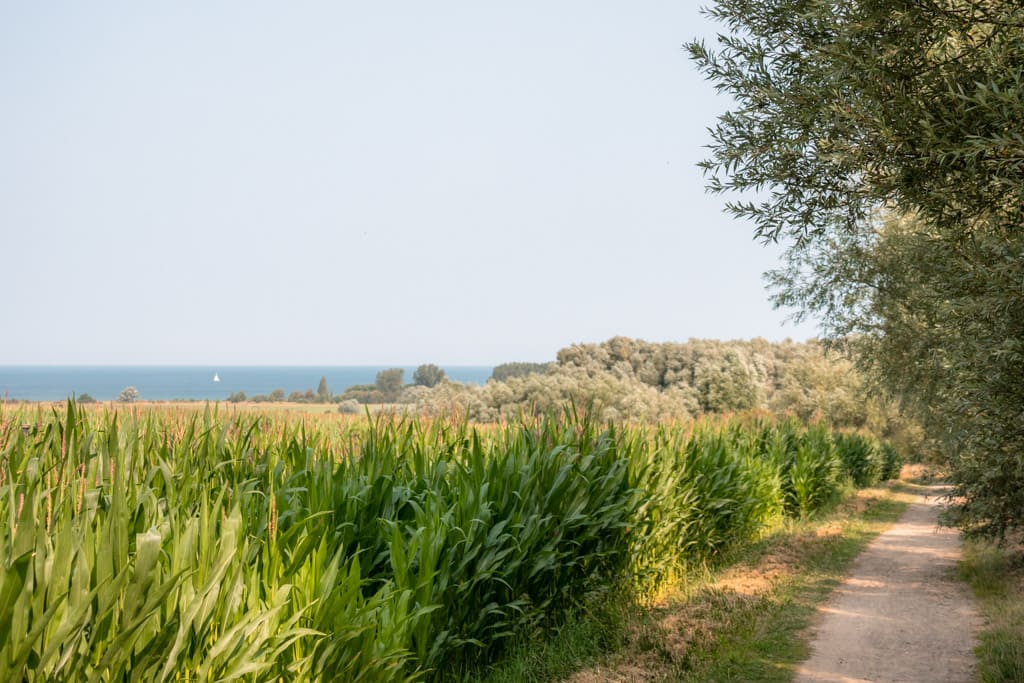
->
[213,373,220,382]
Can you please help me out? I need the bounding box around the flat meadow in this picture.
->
[0,401,899,681]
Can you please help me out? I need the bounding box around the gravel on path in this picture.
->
[794,484,981,683]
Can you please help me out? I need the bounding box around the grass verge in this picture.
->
[959,538,1024,682]
[468,482,913,683]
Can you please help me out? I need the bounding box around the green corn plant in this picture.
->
[0,400,903,682]
[880,442,903,481]
[789,426,843,517]
[834,432,885,487]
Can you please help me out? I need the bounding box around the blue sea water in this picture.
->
[0,366,494,402]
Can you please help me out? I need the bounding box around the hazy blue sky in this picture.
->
[1,2,816,365]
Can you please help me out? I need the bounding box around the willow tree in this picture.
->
[689,1,1024,539]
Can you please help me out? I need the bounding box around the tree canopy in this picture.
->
[490,362,552,382]
[408,337,914,444]
[413,364,446,388]
[690,0,1024,539]
[689,0,1024,243]
[375,368,405,400]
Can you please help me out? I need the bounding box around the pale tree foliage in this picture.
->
[375,368,404,399]
[769,350,865,427]
[690,0,1024,538]
[117,386,140,403]
[411,337,907,436]
[412,364,446,388]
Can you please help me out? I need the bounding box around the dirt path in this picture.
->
[794,484,981,683]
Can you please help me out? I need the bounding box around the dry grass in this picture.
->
[562,482,909,683]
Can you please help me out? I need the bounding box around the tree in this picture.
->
[316,376,330,403]
[490,362,551,382]
[375,368,404,399]
[689,1,1024,245]
[690,0,1024,539]
[117,386,140,403]
[76,393,97,404]
[227,391,247,403]
[413,364,446,388]
[270,388,285,401]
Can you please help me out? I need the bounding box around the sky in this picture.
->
[0,2,818,366]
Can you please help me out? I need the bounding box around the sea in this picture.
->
[0,366,494,402]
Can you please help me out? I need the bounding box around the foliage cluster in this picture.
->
[412,364,446,388]
[338,366,449,404]
[411,337,918,450]
[246,388,287,403]
[690,0,1024,538]
[0,402,897,681]
[490,363,554,383]
[116,386,139,403]
[959,540,1024,682]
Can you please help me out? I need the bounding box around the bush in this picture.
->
[286,390,317,403]
[227,391,247,403]
[337,399,361,414]
[340,386,387,404]
[117,386,139,403]
[76,393,97,404]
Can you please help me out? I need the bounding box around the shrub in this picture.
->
[117,386,139,402]
[340,386,386,404]
[337,399,361,414]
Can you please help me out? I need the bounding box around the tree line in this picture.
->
[406,336,919,453]
[222,364,449,405]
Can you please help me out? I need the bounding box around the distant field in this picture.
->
[5,399,405,416]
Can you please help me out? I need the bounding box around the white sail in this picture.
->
[213,373,220,382]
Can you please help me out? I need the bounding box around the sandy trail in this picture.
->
[794,485,981,683]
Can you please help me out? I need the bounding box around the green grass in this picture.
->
[672,490,908,682]
[470,484,910,682]
[959,539,1024,682]
[458,598,631,683]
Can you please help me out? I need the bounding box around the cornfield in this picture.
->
[0,402,898,681]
